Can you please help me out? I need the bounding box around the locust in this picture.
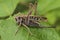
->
[15,1,52,35]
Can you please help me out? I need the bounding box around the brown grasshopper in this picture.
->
[15,2,48,35]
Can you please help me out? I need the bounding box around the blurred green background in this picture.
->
[0,0,60,40]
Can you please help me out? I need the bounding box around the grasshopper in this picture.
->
[15,1,50,35]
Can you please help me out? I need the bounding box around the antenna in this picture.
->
[25,3,33,24]
[27,3,33,17]
[27,1,37,17]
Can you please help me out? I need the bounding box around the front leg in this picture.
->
[15,18,22,35]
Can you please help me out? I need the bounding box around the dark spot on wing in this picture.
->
[18,22,20,25]
[30,16,33,19]
[34,17,39,20]
[36,17,39,20]
[18,17,20,20]
[41,17,47,20]
[31,16,33,19]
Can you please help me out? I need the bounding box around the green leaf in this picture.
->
[0,17,30,40]
[0,0,60,40]
[0,0,20,17]
[37,0,60,14]
[0,17,17,40]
